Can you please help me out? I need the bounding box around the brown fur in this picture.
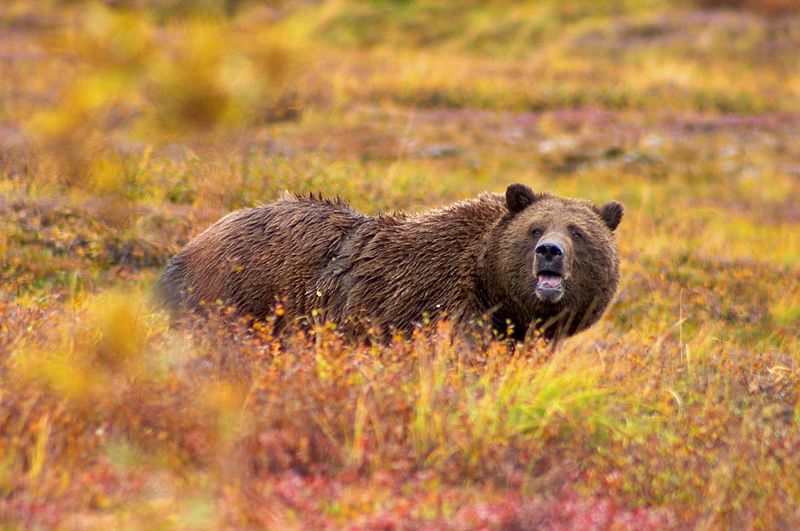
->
[157,185,623,341]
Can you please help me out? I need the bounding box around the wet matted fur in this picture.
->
[157,184,623,341]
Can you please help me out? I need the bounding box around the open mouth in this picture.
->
[536,270,564,302]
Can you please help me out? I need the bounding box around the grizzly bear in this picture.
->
[157,184,623,341]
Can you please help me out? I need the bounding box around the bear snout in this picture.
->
[533,237,572,303]
[535,241,564,267]
[534,236,571,276]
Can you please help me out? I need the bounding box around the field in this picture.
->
[2,0,800,528]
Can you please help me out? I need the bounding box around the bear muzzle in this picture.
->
[534,240,568,303]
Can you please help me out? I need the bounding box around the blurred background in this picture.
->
[3,1,799,198]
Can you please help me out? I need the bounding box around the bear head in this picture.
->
[483,183,623,339]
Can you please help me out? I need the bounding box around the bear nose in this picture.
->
[535,241,564,262]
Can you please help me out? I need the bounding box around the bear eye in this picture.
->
[571,230,583,241]
[531,228,543,239]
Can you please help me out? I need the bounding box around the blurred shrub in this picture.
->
[692,0,800,15]
[28,2,298,190]
[11,290,159,403]
[59,0,294,19]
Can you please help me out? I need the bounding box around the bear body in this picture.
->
[158,184,623,341]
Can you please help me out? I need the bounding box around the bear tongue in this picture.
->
[538,274,562,289]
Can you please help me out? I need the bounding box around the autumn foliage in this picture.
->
[2,0,800,528]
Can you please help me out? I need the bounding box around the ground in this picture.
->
[1,0,800,528]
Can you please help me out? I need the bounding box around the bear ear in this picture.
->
[598,201,624,232]
[505,184,538,214]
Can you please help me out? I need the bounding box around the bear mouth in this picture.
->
[536,271,564,302]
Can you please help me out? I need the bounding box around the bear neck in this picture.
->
[475,214,532,340]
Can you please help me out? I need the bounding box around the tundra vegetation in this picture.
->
[1,0,800,528]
